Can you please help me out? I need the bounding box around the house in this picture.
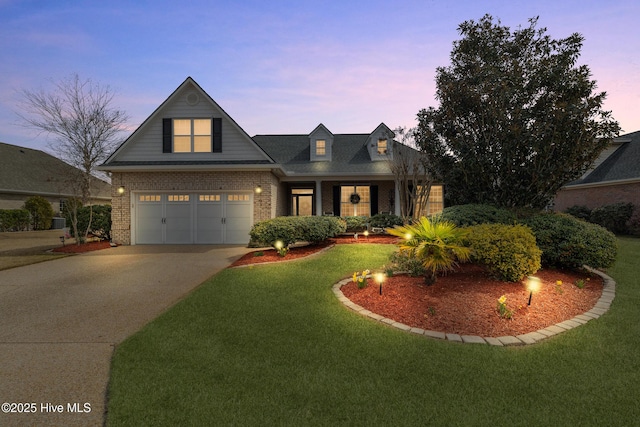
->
[99,77,442,245]
[554,130,640,222]
[0,142,111,215]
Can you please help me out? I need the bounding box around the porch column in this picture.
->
[315,180,323,216]
[395,185,401,216]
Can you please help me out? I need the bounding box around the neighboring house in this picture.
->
[0,142,111,214]
[99,77,442,245]
[554,130,640,222]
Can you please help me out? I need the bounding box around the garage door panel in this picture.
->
[165,198,192,244]
[196,201,223,244]
[136,197,163,244]
[225,195,251,244]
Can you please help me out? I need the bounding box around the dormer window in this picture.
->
[377,139,388,155]
[316,140,326,156]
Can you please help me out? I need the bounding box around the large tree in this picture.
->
[389,127,434,221]
[18,74,128,241]
[415,15,620,209]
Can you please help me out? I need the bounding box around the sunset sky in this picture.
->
[1,0,638,154]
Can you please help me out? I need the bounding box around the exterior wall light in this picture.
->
[117,186,125,195]
[255,185,262,194]
[527,276,541,306]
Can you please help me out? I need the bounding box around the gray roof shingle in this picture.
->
[253,134,393,176]
[0,142,111,199]
[569,131,640,186]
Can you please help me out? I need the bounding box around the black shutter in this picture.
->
[333,186,341,216]
[162,118,172,153]
[212,118,222,153]
[370,185,378,215]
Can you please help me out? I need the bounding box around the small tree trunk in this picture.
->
[424,271,436,286]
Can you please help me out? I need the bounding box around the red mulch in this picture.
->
[232,238,604,337]
[341,264,603,337]
[52,240,114,253]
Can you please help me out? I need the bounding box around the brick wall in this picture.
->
[110,170,278,245]
[554,181,640,222]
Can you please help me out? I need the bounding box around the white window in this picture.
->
[139,195,161,202]
[227,194,250,202]
[168,194,190,202]
[341,185,370,217]
[199,195,221,202]
[377,139,388,155]
[173,119,211,153]
[414,185,444,217]
[316,140,326,156]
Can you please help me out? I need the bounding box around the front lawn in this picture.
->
[107,240,640,426]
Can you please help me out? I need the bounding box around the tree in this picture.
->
[387,216,471,285]
[389,127,434,221]
[415,15,620,209]
[18,74,128,242]
[23,196,54,230]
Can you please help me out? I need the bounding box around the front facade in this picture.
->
[100,77,442,245]
[554,130,640,224]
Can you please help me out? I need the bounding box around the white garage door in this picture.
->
[135,192,252,244]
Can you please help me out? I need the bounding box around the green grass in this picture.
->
[108,240,640,426]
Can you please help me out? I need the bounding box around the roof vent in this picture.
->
[186,92,199,106]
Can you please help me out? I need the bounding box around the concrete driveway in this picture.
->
[0,243,251,427]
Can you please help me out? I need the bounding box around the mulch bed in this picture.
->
[51,240,114,253]
[341,264,603,337]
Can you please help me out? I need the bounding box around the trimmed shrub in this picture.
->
[565,205,592,221]
[522,212,617,269]
[64,205,112,240]
[389,250,427,277]
[23,196,54,230]
[249,216,346,247]
[438,204,516,227]
[0,209,30,231]
[464,224,541,282]
[589,202,634,234]
[342,216,368,232]
[368,213,404,230]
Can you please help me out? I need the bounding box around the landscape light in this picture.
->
[376,272,385,295]
[527,276,541,306]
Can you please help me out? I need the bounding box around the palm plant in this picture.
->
[387,216,471,285]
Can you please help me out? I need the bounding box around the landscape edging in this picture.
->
[332,266,616,346]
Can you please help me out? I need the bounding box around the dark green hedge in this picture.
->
[250,216,346,247]
[0,209,30,231]
[438,204,516,227]
[64,205,112,240]
[521,212,617,269]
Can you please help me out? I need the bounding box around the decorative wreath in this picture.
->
[350,193,361,204]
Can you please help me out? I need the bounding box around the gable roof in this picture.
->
[100,77,276,170]
[566,130,640,187]
[0,142,111,199]
[253,133,394,177]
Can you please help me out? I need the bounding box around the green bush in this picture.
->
[438,204,516,227]
[0,209,30,231]
[464,224,541,282]
[249,216,346,247]
[64,205,112,240]
[589,202,634,234]
[521,212,617,269]
[342,216,368,232]
[389,250,426,277]
[565,205,592,221]
[23,196,54,230]
[368,213,404,229]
